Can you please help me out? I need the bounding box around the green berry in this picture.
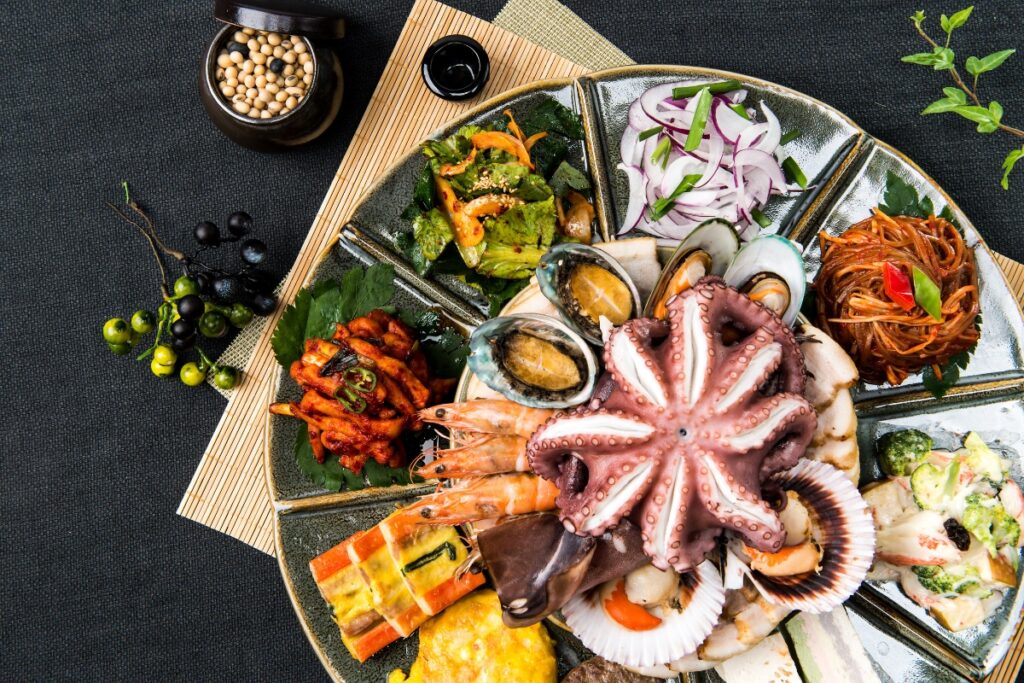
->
[102,318,132,344]
[228,303,254,328]
[174,275,200,297]
[153,344,177,366]
[150,358,175,378]
[199,311,229,338]
[213,366,240,390]
[108,341,133,356]
[131,309,156,334]
[179,362,208,387]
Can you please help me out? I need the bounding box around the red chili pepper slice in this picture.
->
[883,262,915,311]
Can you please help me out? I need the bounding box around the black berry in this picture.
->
[193,221,220,246]
[176,294,205,321]
[171,334,195,352]
[213,276,242,303]
[252,292,277,316]
[240,238,267,266]
[227,211,253,236]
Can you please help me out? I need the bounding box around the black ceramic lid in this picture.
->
[215,0,345,40]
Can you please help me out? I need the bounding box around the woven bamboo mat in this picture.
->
[176,0,1023,679]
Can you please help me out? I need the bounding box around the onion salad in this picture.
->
[618,79,807,244]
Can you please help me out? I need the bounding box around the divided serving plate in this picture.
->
[265,66,1024,683]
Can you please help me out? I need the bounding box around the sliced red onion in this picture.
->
[617,81,802,244]
[617,163,646,234]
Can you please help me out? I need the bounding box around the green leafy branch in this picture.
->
[902,7,1024,189]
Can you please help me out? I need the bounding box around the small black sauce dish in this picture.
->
[421,35,490,101]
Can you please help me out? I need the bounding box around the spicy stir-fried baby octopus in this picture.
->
[270,309,455,473]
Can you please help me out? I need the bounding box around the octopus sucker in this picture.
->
[579,461,654,534]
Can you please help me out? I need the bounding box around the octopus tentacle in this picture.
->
[696,451,785,552]
[721,394,814,454]
[712,328,783,414]
[605,323,669,408]
[560,452,656,536]
[664,291,715,407]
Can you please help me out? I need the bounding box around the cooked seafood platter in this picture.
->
[265,67,1024,683]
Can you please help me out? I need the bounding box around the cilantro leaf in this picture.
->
[271,287,313,367]
[879,171,926,217]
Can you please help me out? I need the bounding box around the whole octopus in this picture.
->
[529,276,818,572]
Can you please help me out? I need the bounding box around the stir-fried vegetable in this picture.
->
[401,97,593,314]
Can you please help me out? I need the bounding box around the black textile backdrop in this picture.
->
[2,1,1022,680]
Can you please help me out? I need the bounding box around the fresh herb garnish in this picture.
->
[272,264,396,368]
[782,157,808,189]
[651,173,703,221]
[750,207,772,228]
[912,266,943,320]
[779,129,803,145]
[638,125,663,141]
[518,98,584,140]
[671,79,741,100]
[401,541,458,574]
[729,103,750,121]
[651,136,672,168]
[684,87,713,152]
[902,7,1023,188]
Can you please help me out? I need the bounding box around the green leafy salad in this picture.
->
[398,96,594,315]
[866,428,1023,631]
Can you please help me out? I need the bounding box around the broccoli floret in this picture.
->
[993,505,1021,548]
[963,432,1006,483]
[961,496,1019,556]
[912,565,956,593]
[912,564,991,598]
[877,429,933,476]
[911,459,959,510]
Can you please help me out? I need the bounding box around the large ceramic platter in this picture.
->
[265,66,1024,683]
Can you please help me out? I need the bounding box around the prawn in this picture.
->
[419,400,555,439]
[414,435,530,479]
[393,473,559,527]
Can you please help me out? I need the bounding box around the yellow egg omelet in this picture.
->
[388,590,557,683]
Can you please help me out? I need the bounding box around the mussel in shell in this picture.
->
[644,219,739,319]
[723,235,806,326]
[468,313,598,408]
[537,244,641,345]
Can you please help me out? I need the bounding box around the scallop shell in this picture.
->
[562,560,725,668]
[745,459,875,613]
[466,313,598,409]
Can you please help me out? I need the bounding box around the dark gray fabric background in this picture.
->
[2,1,1022,680]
